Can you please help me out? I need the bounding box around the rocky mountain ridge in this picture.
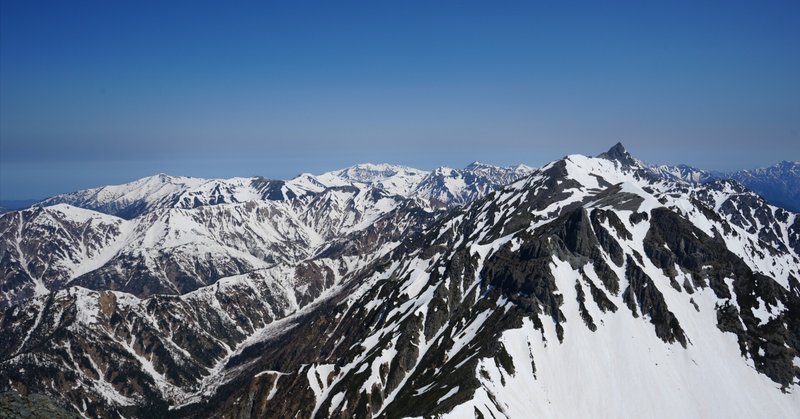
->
[648,158,800,211]
[36,162,536,219]
[1,144,799,418]
[28,150,800,217]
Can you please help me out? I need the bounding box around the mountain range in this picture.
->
[648,158,800,212]
[1,144,799,418]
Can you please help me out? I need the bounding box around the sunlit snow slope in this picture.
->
[1,144,798,418]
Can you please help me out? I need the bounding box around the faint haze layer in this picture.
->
[1,0,799,200]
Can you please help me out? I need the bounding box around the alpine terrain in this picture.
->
[1,144,799,418]
[650,165,799,213]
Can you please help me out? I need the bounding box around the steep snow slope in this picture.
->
[8,161,533,304]
[178,148,798,418]
[36,174,321,219]
[3,187,435,302]
[0,203,318,303]
[4,145,797,418]
[0,205,132,306]
[37,174,208,218]
[70,202,324,297]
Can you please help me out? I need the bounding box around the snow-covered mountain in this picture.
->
[27,156,800,220]
[316,163,429,197]
[37,174,208,219]
[413,163,535,209]
[648,163,716,184]
[1,186,439,308]
[645,157,799,212]
[729,161,800,212]
[34,162,535,219]
[5,159,528,308]
[0,205,131,306]
[35,174,321,219]
[2,144,799,418]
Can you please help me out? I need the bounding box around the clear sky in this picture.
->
[1,0,798,200]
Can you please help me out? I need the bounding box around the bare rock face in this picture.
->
[0,392,78,418]
[2,147,800,418]
[597,142,638,168]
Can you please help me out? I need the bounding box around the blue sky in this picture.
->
[1,0,798,200]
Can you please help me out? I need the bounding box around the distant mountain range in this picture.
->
[649,158,800,211]
[1,144,798,418]
[30,161,535,219]
[2,153,797,215]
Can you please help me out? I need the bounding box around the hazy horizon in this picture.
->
[2,143,798,202]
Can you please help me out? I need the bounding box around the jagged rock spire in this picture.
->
[598,142,637,167]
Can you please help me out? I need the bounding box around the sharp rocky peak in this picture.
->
[597,142,639,167]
